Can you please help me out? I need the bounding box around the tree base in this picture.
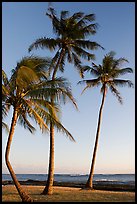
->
[21,191,34,202]
[22,195,34,202]
[41,187,53,195]
[81,185,94,190]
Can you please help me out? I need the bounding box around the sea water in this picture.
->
[2,173,135,186]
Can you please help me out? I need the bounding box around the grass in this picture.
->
[2,185,135,202]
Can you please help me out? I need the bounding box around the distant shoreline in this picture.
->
[2,179,135,192]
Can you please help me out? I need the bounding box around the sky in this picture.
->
[2,2,135,175]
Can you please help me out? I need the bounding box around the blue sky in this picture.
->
[2,2,135,174]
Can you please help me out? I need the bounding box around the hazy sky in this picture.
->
[2,2,135,174]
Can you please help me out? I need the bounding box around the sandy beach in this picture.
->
[2,185,135,202]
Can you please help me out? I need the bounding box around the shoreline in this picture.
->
[2,179,135,192]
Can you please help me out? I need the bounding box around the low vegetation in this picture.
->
[2,185,135,202]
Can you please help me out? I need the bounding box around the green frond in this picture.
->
[2,84,9,96]
[52,117,75,142]
[81,65,100,77]
[66,48,73,63]
[85,78,101,87]
[113,57,129,68]
[60,10,69,20]
[46,7,57,18]
[76,40,104,50]
[113,68,133,77]
[71,53,84,74]
[71,12,84,21]
[24,99,49,133]
[28,38,59,52]
[18,114,36,133]
[83,13,96,22]
[113,79,134,88]
[81,85,90,95]
[2,104,9,118]
[78,78,101,94]
[16,66,40,89]
[2,70,9,86]
[73,46,95,61]
[109,85,123,104]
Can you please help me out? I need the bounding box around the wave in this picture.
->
[95,179,119,182]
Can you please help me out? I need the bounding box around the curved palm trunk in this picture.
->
[86,87,106,189]
[5,108,33,202]
[42,48,65,195]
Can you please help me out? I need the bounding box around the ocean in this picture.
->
[2,173,135,186]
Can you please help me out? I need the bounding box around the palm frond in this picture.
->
[113,68,133,77]
[18,113,36,133]
[24,99,49,133]
[46,8,62,35]
[2,70,9,86]
[28,38,59,52]
[73,46,95,61]
[80,23,99,37]
[113,79,134,88]
[109,84,123,104]
[78,78,101,94]
[16,66,40,89]
[66,48,73,63]
[76,40,104,50]
[113,58,129,68]
[71,12,84,21]
[60,10,69,20]
[74,13,95,28]
[52,117,75,142]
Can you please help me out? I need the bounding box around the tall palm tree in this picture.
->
[41,76,78,195]
[78,51,134,189]
[2,56,70,202]
[28,7,103,195]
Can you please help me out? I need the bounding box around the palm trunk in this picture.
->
[86,86,106,189]
[42,123,55,195]
[5,108,33,202]
[52,48,66,79]
[42,48,65,195]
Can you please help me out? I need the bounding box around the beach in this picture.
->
[2,174,135,202]
[2,185,135,202]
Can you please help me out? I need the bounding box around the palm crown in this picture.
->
[2,56,77,140]
[28,7,104,78]
[79,51,134,103]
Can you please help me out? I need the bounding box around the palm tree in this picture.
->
[41,76,78,195]
[2,56,69,202]
[78,51,134,189]
[28,7,103,195]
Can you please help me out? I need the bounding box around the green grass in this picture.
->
[2,185,135,202]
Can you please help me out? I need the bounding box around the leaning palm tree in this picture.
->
[2,56,68,202]
[78,51,134,189]
[28,7,103,195]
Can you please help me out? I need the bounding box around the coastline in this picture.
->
[2,179,135,192]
